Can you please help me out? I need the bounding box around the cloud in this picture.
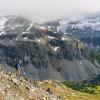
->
[0,0,100,23]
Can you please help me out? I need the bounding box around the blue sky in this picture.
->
[0,0,100,22]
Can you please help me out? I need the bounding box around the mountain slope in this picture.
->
[0,66,100,100]
[0,15,100,81]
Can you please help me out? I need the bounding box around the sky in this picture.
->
[0,0,100,23]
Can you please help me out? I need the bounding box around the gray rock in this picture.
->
[11,79,20,86]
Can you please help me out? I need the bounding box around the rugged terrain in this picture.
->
[0,65,100,100]
[0,15,100,81]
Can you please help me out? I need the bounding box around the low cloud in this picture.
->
[0,0,100,23]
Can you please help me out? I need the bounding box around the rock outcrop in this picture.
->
[0,66,62,100]
[0,67,100,100]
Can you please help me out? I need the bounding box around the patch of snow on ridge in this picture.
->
[24,37,28,40]
[0,31,6,35]
[37,39,41,42]
[54,47,59,51]
[40,26,47,30]
[11,25,24,30]
[22,32,30,34]
[35,38,41,42]
[0,26,6,31]
[0,17,8,26]
[26,23,33,31]
[61,37,66,40]
[47,36,55,39]
[0,17,9,31]
[61,36,71,41]
[64,33,68,35]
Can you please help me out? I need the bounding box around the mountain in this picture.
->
[46,14,100,52]
[0,15,100,81]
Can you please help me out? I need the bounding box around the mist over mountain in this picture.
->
[45,13,100,52]
[0,0,100,23]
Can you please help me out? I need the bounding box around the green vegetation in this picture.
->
[63,81,100,94]
[90,52,100,64]
[41,81,100,100]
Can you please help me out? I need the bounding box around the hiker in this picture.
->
[0,64,3,72]
[15,61,21,76]
[0,64,4,81]
[75,43,78,55]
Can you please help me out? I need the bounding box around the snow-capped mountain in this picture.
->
[53,14,100,51]
[58,15,100,35]
[0,15,43,46]
[0,15,31,35]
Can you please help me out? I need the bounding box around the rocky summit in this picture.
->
[0,15,100,81]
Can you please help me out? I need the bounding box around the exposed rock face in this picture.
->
[0,15,100,81]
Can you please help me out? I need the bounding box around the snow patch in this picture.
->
[26,23,33,31]
[37,39,40,42]
[96,45,100,49]
[35,38,41,42]
[11,25,24,30]
[22,32,30,34]
[0,26,6,31]
[85,43,87,46]
[61,37,66,40]
[40,26,47,30]
[0,31,6,35]
[0,17,9,31]
[64,33,68,35]
[54,47,59,51]
[0,17,8,26]
[24,37,28,40]
[47,36,55,39]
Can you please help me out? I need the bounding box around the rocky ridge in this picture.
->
[0,65,100,100]
[0,65,62,100]
[0,15,100,81]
